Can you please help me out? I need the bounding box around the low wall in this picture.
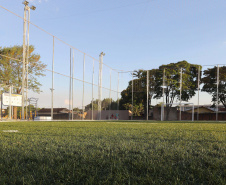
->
[86,110,131,120]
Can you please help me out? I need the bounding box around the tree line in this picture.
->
[120,61,226,118]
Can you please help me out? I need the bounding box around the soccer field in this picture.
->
[0,121,225,184]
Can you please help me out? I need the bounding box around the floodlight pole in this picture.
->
[22,3,27,120]
[25,7,30,120]
[22,1,36,120]
[98,52,104,120]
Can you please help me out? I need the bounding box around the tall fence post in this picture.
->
[82,54,85,121]
[161,69,165,121]
[51,36,55,120]
[146,70,149,121]
[117,72,119,120]
[72,49,74,120]
[69,48,71,120]
[216,65,219,121]
[92,59,94,120]
[9,85,12,119]
[132,73,134,120]
[180,67,182,121]
[109,69,112,120]
[197,66,200,120]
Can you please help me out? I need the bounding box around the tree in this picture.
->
[85,98,118,111]
[201,66,226,108]
[0,45,47,119]
[154,60,201,119]
[121,61,201,119]
[120,69,158,117]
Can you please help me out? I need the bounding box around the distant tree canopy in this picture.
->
[85,98,118,111]
[120,60,201,118]
[0,45,46,94]
[154,61,201,106]
[202,66,226,108]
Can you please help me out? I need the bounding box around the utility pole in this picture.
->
[98,52,105,120]
[22,1,36,120]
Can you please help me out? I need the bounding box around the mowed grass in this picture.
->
[0,121,225,184]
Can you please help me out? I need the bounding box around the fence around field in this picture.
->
[0,5,225,121]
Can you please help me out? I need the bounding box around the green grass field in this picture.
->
[0,121,225,184]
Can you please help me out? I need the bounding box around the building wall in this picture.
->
[86,110,131,120]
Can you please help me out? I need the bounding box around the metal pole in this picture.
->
[98,52,104,120]
[162,69,165,121]
[192,104,194,122]
[197,66,200,120]
[216,65,219,121]
[72,49,74,120]
[146,70,149,120]
[117,72,119,120]
[69,48,71,120]
[9,86,11,119]
[92,59,94,120]
[0,85,2,120]
[132,73,134,120]
[25,8,30,120]
[109,69,112,120]
[51,36,55,120]
[82,54,85,121]
[22,5,27,120]
[180,68,182,121]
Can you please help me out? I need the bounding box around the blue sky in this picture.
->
[1,0,226,107]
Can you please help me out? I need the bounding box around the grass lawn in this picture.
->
[0,121,225,184]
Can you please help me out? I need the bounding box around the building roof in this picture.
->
[186,106,215,113]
